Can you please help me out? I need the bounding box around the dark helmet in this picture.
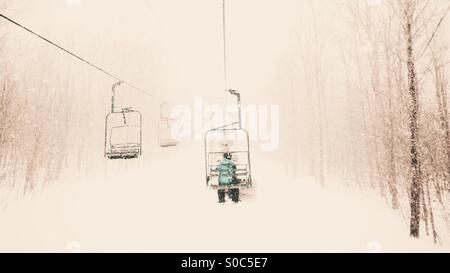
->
[223,153,232,160]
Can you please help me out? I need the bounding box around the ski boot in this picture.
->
[218,189,226,203]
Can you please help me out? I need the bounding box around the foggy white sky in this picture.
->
[4,0,342,102]
[0,0,347,162]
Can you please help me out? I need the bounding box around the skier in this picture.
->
[217,153,239,203]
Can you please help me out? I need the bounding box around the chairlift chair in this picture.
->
[204,127,253,190]
[158,103,179,148]
[105,108,143,159]
[158,120,179,148]
[204,89,253,196]
[104,82,143,160]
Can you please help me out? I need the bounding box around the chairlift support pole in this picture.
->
[228,89,242,129]
[111,81,123,113]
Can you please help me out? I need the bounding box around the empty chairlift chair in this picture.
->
[105,108,143,159]
[158,103,179,148]
[104,82,143,160]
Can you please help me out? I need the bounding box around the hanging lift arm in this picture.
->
[111,81,123,113]
[228,89,242,129]
[209,89,242,131]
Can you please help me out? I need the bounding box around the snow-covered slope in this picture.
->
[0,142,445,252]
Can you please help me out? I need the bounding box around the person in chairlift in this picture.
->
[217,152,239,203]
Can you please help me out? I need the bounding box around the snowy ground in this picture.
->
[0,142,447,252]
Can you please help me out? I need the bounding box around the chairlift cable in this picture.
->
[212,122,239,131]
[0,13,160,100]
[222,0,228,92]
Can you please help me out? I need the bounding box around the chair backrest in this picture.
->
[158,120,179,147]
[110,125,141,146]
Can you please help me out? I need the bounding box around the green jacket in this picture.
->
[217,158,236,185]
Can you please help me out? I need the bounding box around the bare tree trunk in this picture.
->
[405,13,422,238]
[384,40,399,209]
[421,181,429,236]
[24,131,41,195]
[317,91,325,187]
[387,89,399,209]
[433,55,450,188]
[426,176,439,244]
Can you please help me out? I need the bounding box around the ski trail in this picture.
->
[0,143,444,252]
